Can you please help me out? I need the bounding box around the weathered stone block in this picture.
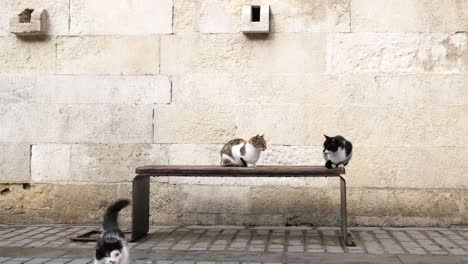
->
[338,105,413,147]
[0,104,153,143]
[161,34,326,75]
[378,74,468,106]
[395,147,468,189]
[70,144,168,182]
[327,33,468,74]
[0,143,30,182]
[0,183,54,215]
[347,188,388,217]
[182,185,250,214]
[352,0,468,32]
[167,144,221,165]
[425,106,468,147]
[388,189,463,219]
[0,37,56,74]
[56,36,159,74]
[345,147,399,188]
[150,182,185,214]
[250,187,319,217]
[172,74,349,106]
[0,1,10,36]
[235,104,340,146]
[0,75,171,105]
[31,144,71,182]
[154,104,236,144]
[260,145,323,166]
[53,184,120,223]
[70,0,172,35]
[174,0,350,33]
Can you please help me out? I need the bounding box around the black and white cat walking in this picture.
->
[323,135,353,168]
[94,198,130,264]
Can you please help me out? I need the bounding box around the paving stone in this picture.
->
[3,258,32,264]
[44,259,72,264]
[23,259,50,264]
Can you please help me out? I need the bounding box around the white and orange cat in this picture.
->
[220,134,267,167]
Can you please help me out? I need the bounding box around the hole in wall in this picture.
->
[251,6,261,22]
[23,183,31,190]
[1,188,10,196]
[18,8,34,23]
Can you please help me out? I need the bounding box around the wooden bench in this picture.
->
[131,165,356,246]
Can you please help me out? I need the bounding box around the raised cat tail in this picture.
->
[103,198,130,231]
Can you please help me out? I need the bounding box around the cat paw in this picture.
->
[331,163,337,168]
[325,160,333,169]
[248,163,257,167]
[338,164,345,168]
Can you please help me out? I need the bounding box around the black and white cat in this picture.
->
[94,198,130,264]
[323,135,352,168]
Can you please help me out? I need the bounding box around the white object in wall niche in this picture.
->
[241,5,270,33]
[10,8,47,36]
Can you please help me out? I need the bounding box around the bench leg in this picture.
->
[340,176,356,246]
[131,175,150,242]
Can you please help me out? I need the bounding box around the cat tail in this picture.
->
[103,198,130,231]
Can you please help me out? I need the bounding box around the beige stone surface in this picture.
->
[171,73,466,108]
[154,104,236,144]
[166,144,221,165]
[150,182,185,214]
[182,185,251,214]
[235,104,341,146]
[388,189,464,220]
[56,36,159,74]
[0,37,56,74]
[0,143,30,182]
[31,144,70,182]
[250,187,319,217]
[352,0,468,32]
[0,183,53,210]
[161,33,326,75]
[347,188,389,217]
[70,0,172,35]
[70,144,167,182]
[0,1,10,36]
[0,75,171,105]
[327,32,468,74]
[0,104,153,143]
[395,147,468,189]
[172,74,350,106]
[53,183,120,223]
[174,0,350,33]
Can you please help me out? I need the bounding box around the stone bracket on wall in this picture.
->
[10,8,47,36]
[241,5,270,33]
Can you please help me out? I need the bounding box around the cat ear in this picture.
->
[260,134,264,137]
[324,134,330,139]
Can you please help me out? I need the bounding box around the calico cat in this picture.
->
[94,198,130,264]
[220,134,267,167]
[323,135,352,168]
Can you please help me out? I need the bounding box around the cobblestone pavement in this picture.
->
[0,225,467,263]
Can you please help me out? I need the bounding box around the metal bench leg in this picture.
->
[340,176,356,246]
[131,175,150,242]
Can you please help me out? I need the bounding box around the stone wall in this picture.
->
[0,0,467,227]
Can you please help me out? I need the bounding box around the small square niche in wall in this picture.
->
[241,5,270,33]
[10,8,47,36]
